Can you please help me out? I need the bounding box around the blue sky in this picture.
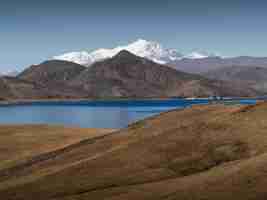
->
[1,0,267,72]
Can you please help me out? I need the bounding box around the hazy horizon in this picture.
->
[2,0,267,72]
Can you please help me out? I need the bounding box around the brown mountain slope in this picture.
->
[204,65,267,94]
[2,103,267,199]
[17,60,88,98]
[0,76,52,99]
[18,60,86,85]
[70,50,258,97]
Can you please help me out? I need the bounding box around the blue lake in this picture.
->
[0,99,258,128]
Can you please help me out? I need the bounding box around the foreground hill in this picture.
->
[69,50,258,97]
[2,103,267,199]
[0,125,115,171]
[204,65,267,93]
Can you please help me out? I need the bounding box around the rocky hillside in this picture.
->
[0,76,52,100]
[69,50,258,97]
[18,60,86,85]
[69,50,202,97]
[2,103,267,199]
[204,65,267,93]
[17,60,88,98]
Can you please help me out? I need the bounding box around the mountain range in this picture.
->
[170,56,267,74]
[7,50,256,99]
[1,39,267,99]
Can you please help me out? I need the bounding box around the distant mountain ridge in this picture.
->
[203,65,267,93]
[169,56,267,74]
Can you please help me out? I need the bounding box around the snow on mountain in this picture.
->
[184,51,219,59]
[0,70,20,77]
[185,52,210,59]
[54,39,184,66]
[53,51,93,66]
[53,39,215,66]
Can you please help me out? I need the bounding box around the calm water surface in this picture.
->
[0,99,257,128]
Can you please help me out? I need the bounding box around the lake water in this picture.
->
[0,99,258,128]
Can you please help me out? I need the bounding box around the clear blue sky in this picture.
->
[1,0,267,72]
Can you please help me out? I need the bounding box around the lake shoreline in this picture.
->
[0,97,261,106]
[0,98,260,128]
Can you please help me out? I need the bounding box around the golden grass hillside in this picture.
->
[0,125,115,171]
[1,103,267,199]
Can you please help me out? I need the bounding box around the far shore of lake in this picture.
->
[0,96,263,106]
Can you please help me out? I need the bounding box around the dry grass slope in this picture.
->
[0,125,115,172]
[1,103,267,199]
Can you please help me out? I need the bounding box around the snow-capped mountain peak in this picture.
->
[53,39,216,66]
[53,39,183,66]
[122,39,183,64]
